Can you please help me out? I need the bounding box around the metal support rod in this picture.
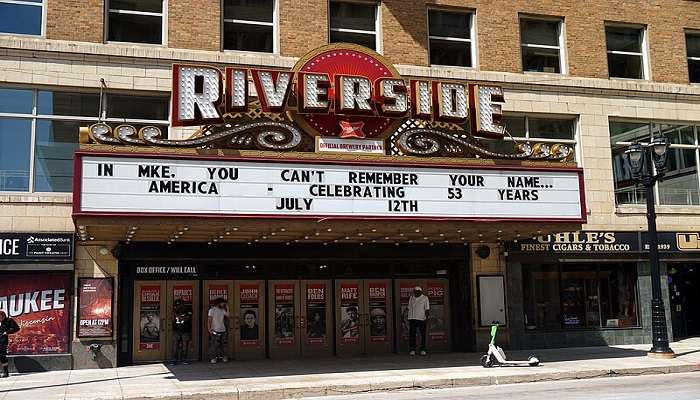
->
[643,152,673,356]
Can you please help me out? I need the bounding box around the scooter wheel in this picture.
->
[480,354,494,368]
[527,355,539,366]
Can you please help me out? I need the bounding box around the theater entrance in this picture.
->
[132,280,200,363]
[269,280,334,358]
[335,279,393,356]
[396,279,451,353]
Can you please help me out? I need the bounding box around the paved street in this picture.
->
[305,372,700,400]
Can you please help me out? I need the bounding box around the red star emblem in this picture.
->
[338,120,366,139]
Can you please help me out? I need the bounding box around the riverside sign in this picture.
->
[171,44,506,139]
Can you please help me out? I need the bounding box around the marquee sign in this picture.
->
[75,152,585,222]
[79,44,573,162]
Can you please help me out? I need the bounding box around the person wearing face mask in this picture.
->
[207,298,230,364]
[0,311,20,378]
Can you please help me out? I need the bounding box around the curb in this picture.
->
[119,363,700,400]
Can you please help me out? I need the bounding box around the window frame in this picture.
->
[518,14,567,75]
[105,0,168,46]
[610,119,700,207]
[426,7,477,69]
[221,0,279,54]
[328,0,382,53]
[604,23,651,80]
[0,86,170,194]
[502,113,580,163]
[685,30,700,84]
[0,0,46,37]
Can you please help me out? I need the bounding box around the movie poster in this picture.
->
[139,285,161,350]
[274,284,295,344]
[0,273,70,354]
[208,284,228,308]
[77,278,113,338]
[427,282,446,340]
[305,284,326,344]
[239,284,259,346]
[340,283,360,343]
[368,282,388,342]
[399,283,415,340]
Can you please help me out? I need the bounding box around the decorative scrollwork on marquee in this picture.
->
[395,128,573,161]
[87,120,304,151]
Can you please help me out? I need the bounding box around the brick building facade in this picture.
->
[1,0,699,370]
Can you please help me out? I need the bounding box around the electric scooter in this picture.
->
[480,324,539,368]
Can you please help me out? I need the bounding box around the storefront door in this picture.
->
[669,263,700,339]
[269,280,333,358]
[133,281,200,363]
[335,279,393,356]
[395,279,451,353]
[234,280,266,359]
[202,280,235,360]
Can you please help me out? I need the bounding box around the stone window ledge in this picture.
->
[616,204,700,215]
[0,193,72,204]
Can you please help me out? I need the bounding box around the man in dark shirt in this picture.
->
[0,311,20,378]
[171,300,192,365]
[240,310,259,341]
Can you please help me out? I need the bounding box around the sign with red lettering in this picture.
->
[0,273,70,354]
[399,283,416,339]
[340,283,360,343]
[208,284,228,307]
[427,282,447,340]
[239,284,260,346]
[368,282,388,342]
[274,284,295,344]
[139,286,161,350]
[306,283,326,344]
[77,278,113,338]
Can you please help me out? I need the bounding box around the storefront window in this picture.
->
[0,87,170,193]
[522,263,639,330]
[610,120,700,206]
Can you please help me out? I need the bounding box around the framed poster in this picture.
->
[77,278,114,338]
[478,275,506,327]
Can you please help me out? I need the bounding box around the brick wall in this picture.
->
[279,0,328,57]
[168,0,220,51]
[47,0,104,43]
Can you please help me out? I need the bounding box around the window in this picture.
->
[0,0,43,36]
[523,263,639,330]
[223,0,276,53]
[0,87,169,193]
[428,9,474,68]
[479,115,577,160]
[107,0,164,44]
[520,17,564,73]
[605,25,648,79]
[329,1,378,51]
[686,33,700,83]
[610,121,700,206]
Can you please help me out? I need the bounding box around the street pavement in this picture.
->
[0,338,698,400]
[304,371,700,400]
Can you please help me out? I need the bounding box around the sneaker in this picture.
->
[409,350,416,356]
[210,358,217,364]
[420,351,427,356]
[168,361,178,366]
[182,361,190,365]
[221,356,229,363]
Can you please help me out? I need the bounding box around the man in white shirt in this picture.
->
[407,286,430,356]
[208,298,230,363]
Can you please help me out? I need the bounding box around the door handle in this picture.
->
[233,316,240,331]
[299,316,306,329]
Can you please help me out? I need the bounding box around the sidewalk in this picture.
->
[1,338,699,400]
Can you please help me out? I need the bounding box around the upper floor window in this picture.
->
[428,9,474,68]
[329,1,379,51]
[0,0,43,36]
[611,120,700,206]
[605,25,649,79]
[686,33,700,83]
[107,0,164,45]
[520,16,565,74]
[478,115,577,161]
[0,87,169,193]
[224,0,276,53]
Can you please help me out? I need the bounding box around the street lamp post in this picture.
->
[624,135,675,358]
